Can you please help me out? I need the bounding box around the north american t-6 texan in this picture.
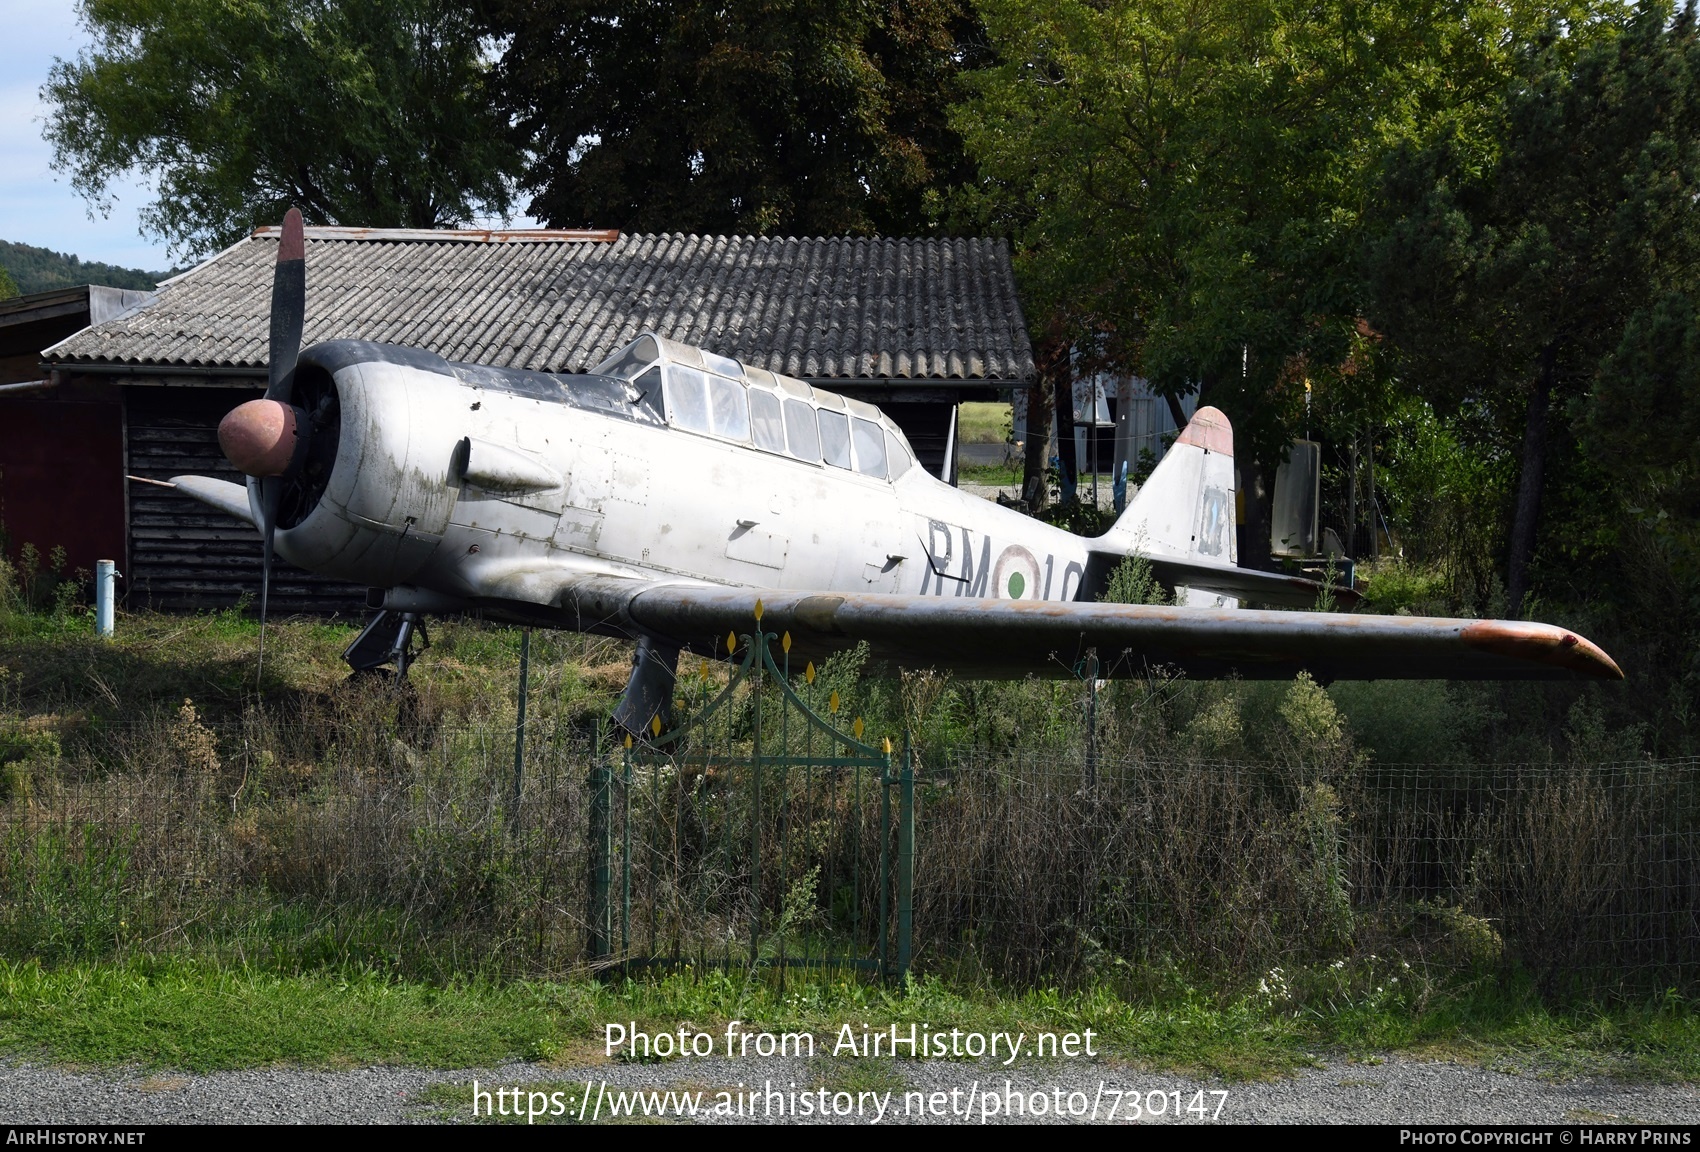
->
[171,211,1621,731]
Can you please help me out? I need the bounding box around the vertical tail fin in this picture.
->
[1098,406,1237,565]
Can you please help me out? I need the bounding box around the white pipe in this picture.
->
[95,559,119,637]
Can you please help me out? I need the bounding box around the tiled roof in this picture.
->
[45,230,1033,383]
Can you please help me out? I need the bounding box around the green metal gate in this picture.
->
[587,609,913,978]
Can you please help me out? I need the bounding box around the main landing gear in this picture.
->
[343,608,678,738]
[611,635,680,737]
[343,609,430,683]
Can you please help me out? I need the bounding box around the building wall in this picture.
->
[123,385,365,614]
[0,381,125,579]
[0,352,42,385]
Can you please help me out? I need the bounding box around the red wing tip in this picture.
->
[1461,621,1624,679]
[278,208,304,263]
[1176,406,1233,455]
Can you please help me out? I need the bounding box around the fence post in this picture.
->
[621,748,631,962]
[750,632,763,969]
[897,735,914,979]
[512,629,530,824]
[1084,649,1099,789]
[879,755,891,979]
[588,722,612,963]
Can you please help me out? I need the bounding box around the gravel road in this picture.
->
[4,1054,1698,1125]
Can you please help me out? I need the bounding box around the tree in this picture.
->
[1366,2,1697,614]
[953,0,1571,564]
[481,0,986,236]
[44,0,523,259]
[0,240,166,294]
[1586,294,1700,613]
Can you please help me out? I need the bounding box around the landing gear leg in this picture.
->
[343,609,431,685]
[612,636,680,737]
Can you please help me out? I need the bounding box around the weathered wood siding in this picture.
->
[123,386,364,614]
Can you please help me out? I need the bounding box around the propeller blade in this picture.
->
[266,207,305,404]
[255,457,283,683]
[254,207,303,685]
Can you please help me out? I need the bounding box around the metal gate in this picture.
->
[586,609,913,978]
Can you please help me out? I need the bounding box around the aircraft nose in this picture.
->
[218,398,299,477]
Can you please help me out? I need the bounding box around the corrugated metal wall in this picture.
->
[124,386,365,614]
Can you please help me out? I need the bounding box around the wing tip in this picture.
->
[1461,620,1624,680]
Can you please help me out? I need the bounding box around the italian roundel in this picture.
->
[992,544,1042,600]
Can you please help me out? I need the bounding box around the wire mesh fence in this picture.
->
[597,753,903,976]
[920,752,1700,994]
[0,712,598,976]
[1,704,1696,996]
[599,630,908,977]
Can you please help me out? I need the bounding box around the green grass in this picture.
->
[958,462,1021,486]
[0,601,629,733]
[957,403,1012,445]
[1,955,1697,1081]
[0,957,574,1071]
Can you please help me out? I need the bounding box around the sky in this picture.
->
[1,2,175,272]
[0,2,536,274]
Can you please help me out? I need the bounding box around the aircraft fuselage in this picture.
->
[272,343,1105,624]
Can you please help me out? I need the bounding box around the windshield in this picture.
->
[591,334,661,380]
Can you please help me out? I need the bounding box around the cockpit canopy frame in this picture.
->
[591,333,915,481]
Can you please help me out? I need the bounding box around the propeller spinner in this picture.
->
[218,396,300,477]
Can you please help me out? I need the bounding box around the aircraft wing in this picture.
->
[227,548,1616,683]
[168,475,255,526]
[610,584,1620,681]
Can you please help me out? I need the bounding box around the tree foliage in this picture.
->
[44,0,524,258]
[1366,2,1700,612]
[952,0,1562,558]
[482,0,986,235]
[0,240,168,295]
[959,1,1525,424]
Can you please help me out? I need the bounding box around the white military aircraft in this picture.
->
[172,211,1620,731]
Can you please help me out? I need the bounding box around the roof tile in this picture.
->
[47,231,1034,383]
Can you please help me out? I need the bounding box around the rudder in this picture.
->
[1099,406,1237,565]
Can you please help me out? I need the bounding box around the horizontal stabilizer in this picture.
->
[168,475,255,526]
[1145,555,1359,610]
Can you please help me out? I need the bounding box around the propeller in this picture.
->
[217,207,306,682]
